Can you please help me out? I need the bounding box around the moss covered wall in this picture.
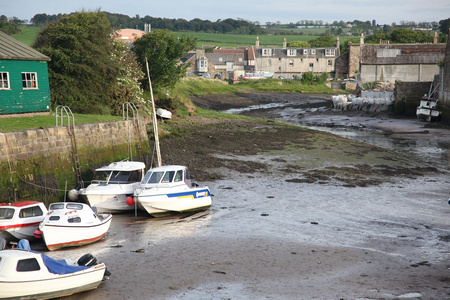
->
[0,120,150,204]
[393,81,433,116]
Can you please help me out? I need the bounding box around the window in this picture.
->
[289,60,294,67]
[325,49,336,56]
[109,171,131,184]
[17,258,40,272]
[316,58,319,62]
[267,59,271,67]
[219,57,223,62]
[287,49,296,56]
[19,206,44,218]
[0,208,15,219]
[66,203,83,210]
[22,72,38,89]
[143,171,164,184]
[197,57,208,72]
[162,171,175,183]
[49,203,65,210]
[328,59,333,66]
[0,72,9,89]
[310,49,316,55]
[68,217,81,223]
[262,48,272,56]
[174,170,183,182]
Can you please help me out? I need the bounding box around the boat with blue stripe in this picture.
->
[131,165,212,217]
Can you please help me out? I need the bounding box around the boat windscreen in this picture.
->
[108,171,131,184]
[143,171,164,184]
[161,171,175,183]
[0,208,14,219]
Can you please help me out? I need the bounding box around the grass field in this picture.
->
[12,26,42,46]
[14,26,353,48]
[176,31,318,47]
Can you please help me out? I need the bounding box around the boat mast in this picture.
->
[145,58,162,167]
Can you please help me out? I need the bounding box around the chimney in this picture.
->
[256,36,260,48]
[283,38,287,48]
[433,32,437,44]
[360,33,364,45]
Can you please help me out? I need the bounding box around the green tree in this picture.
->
[0,17,21,35]
[33,11,143,115]
[132,29,197,92]
[439,18,450,35]
[309,35,336,47]
[286,41,311,48]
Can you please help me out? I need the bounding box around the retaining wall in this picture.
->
[0,120,148,163]
[0,120,150,203]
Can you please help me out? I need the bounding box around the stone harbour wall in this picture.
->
[0,120,149,163]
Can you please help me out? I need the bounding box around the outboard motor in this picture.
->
[77,253,111,279]
[77,253,97,266]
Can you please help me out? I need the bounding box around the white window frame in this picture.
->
[262,48,272,56]
[289,59,294,67]
[267,59,271,67]
[22,72,38,89]
[287,49,297,56]
[310,49,316,55]
[0,72,10,89]
[325,49,336,56]
[197,57,208,72]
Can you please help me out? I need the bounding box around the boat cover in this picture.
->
[41,253,88,274]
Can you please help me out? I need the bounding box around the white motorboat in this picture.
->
[0,245,108,299]
[78,160,146,213]
[416,96,441,122]
[132,165,212,217]
[37,202,112,251]
[0,201,47,241]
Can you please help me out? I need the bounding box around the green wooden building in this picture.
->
[0,30,51,115]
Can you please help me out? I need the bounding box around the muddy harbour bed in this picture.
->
[41,93,450,300]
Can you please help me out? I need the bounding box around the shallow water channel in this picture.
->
[225,100,450,171]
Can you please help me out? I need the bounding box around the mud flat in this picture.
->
[52,93,450,300]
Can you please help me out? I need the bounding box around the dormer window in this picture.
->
[262,48,272,56]
[325,49,336,56]
[287,49,296,56]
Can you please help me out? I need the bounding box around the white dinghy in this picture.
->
[78,161,146,213]
[37,202,112,251]
[0,240,108,300]
[0,201,47,242]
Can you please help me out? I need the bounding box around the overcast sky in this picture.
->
[3,0,449,25]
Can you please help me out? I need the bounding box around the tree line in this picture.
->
[29,12,267,35]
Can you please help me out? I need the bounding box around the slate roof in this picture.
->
[205,53,245,65]
[0,30,50,61]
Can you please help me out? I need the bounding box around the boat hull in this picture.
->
[80,192,135,213]
[0,222,41,241]
[0,263,105,300]
[136,187,212,217]
[40,215,112,251]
